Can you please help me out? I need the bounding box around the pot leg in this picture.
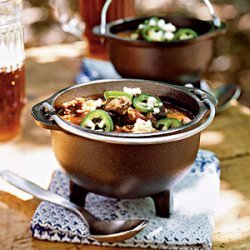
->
[151,190,173,218]
[69,180,89,207]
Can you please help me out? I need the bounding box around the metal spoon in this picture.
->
[200,80,241,113]
[0,170,149,243]
[211,83,241,113]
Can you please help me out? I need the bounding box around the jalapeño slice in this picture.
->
[80,110,114,132]
[104,91,132,100]
[174,28,198,41]
[133,94,163,113]
[156,118,181,130]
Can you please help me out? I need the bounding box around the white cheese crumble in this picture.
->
[123,87,142,96]
[164,32,175,41]
[98,119,105,129]
[82,98,103,112]
[132,118,155,133]
[153,108,160,114]
[95,98,103,107]
[149,19,157,26]
[85,119,96,130]
[147,96,157,109]
[162,23,177,32]
[157,19,165,28]
[138,24,145,30]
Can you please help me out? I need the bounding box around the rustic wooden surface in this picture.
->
[0,42,250,250]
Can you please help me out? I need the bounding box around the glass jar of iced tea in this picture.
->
[0,0,25,142]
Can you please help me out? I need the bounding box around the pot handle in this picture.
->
[202,0,221,28]
[100,0,112,35]
[31,99,62,131]
[99,0,221,35]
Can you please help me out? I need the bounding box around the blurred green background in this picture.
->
[23,0,250,107]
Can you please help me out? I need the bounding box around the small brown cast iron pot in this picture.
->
[93,0,226,85]
[32,79,217,217]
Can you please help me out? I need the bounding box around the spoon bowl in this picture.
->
[90,219,149,243]
[212,83,241,113]
[0,170,149,243]
[200,81,241,113]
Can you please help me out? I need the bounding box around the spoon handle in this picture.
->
[0,170,85,219]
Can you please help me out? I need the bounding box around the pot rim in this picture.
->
[53,79,207,138]
[93,15,226,47]
[33,79,217,145]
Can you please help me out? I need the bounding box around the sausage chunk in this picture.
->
[104,97,132,115]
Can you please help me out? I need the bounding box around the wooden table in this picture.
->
[0,42,249,250]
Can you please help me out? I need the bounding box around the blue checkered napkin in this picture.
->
[75,58,121,84]
[31,150,220,250]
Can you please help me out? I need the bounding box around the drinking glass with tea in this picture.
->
[52,0,135,55]
[0,0,26,142]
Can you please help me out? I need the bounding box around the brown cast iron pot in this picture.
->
[93,15,226,85]
[32,79,217,217]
